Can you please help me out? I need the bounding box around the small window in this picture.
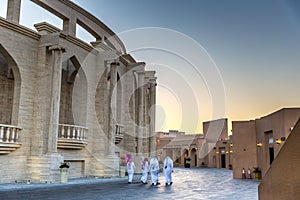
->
[269,138,273,144]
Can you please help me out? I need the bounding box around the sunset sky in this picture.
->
[1,0,299,134]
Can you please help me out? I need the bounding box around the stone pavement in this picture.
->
[0,168,259,200]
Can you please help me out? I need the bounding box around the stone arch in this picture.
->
[60,55,87,126]
[0,44,21,125]
[181,148,189,165]
[190,148,198,167]
[96,66,123,127]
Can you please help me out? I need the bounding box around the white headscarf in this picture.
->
[164,156,173,168]
[150,156,159,170]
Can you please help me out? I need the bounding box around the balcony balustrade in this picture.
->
[115,124,124,144]
[0,124,22,154]
[58,124,88,149]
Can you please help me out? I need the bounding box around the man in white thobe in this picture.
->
[126,157,135,183]
[149,156,160,185]
[140,157,149,184]
[164,156,174,185]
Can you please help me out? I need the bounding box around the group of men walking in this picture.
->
[126,155,174,186]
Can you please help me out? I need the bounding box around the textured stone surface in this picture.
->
[0,0,156,183]
[0,168,259,200]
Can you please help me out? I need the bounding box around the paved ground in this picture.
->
[0,168,259,200]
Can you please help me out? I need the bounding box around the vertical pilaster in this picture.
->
[107,62,118,154]
[47,45,65,153]
[143,83,148,154]
[149,81,157,157]
[122,67,136,153]
[136,71,145,155]
[6,0,21,23]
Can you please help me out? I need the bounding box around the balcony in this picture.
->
[115,124,124,144]
[0,124,22,154]
[58,124,88,149]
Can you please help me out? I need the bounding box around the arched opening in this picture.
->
[190,148,197,167]
[174,149,181,164]
[72,65,88,127]
[181,148,189,166]
[57,56,88,150]
[59,56,80,124]
[0,45,21,125]
[96,64,124,142]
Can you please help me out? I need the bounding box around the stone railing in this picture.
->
[57,124,88,149]
[0,124,22,154]
[115,124,124,144]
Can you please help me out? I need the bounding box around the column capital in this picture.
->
[144,71,156,77]
[135,70,145,75]
[49,45,66,52]
[110,62,120,66]
[129,62,145,72]
[145,71,157,87]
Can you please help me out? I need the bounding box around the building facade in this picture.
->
[156,130,203,167]
[156,119,232,169]
[0,0,156,183]
[258,118,300,200]
[232,108,300,179]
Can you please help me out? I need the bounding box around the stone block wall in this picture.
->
[0,0,156,183]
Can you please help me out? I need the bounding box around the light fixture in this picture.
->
[229,150,233,153]
[230,143,233,147]
[276,139,282,144]
[216,151,219,154]
[257,143,263,147]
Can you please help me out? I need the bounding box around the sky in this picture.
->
[1,0,300,134]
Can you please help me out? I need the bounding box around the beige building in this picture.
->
[156,119,231,169]
[156,130,203,167]
[258,118,300,200]
[202,118,232,169]
[0,0,156,183]
[232,108,300,179]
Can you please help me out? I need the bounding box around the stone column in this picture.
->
[149,81,157,157]
[143,83,149,154]
[6,0,21,23]
[107,62,118,154]
[63,16,76,37]
[47,45,65,154]
[122,66,136,153]
[136,71,145,155]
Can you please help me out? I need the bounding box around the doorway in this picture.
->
[221,154,226,168]
[269,147,274,164]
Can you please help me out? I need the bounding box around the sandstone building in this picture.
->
[0,0,156,183]
[258,118,300,200]
[156,119,232,169]
[232,108,300,179]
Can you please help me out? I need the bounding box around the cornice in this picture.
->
[0,17,40,40]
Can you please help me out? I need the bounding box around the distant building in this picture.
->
[232,108,300,179]
[202,119,232,169]
[156,119,231,169]
[156,130,203,166]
